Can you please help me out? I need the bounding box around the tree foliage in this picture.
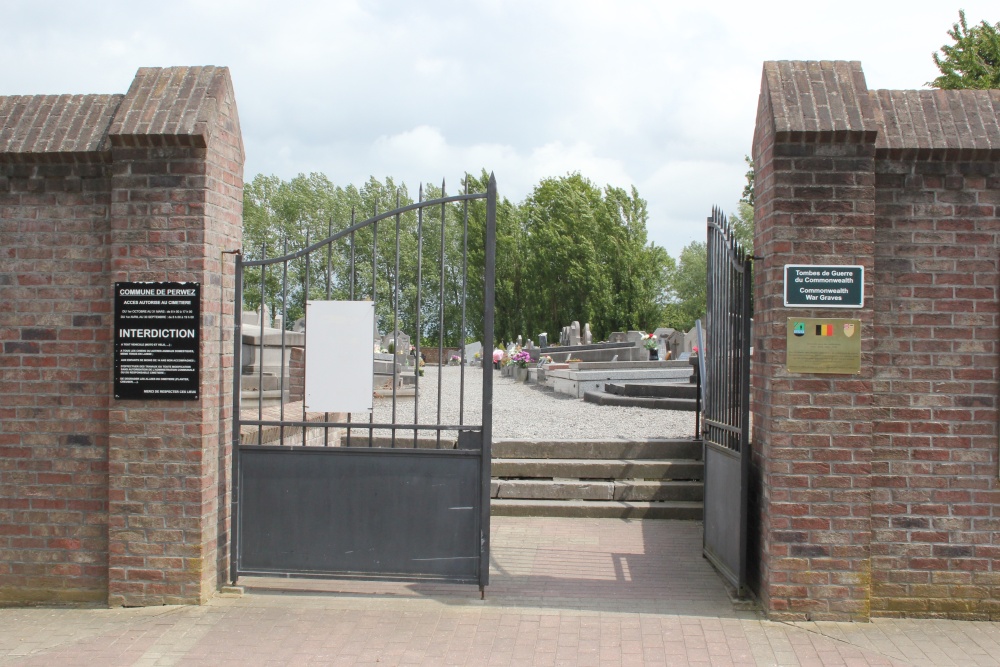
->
[512,174,668,342]
[930,10,1000,89]
[242,171,669,347]
[663,241,706,332]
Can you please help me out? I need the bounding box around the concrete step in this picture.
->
[568,360,689,371]
[604,382,697,399]
[490,498,703,520]
[582,390,698,412]
[491,458,703,481]
[491,479,703,502]
[493,438,701,460]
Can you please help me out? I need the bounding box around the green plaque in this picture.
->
[786,317,861,374]
[784,265,864,308]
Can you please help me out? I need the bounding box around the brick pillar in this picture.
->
[751,61,878,620]
[106,67,243,606]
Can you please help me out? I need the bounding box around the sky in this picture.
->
[3,1,996,258]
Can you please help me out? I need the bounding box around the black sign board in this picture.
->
[784,265,864,308]
[114,282,200,400]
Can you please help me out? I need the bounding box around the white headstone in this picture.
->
[465,340,483,361]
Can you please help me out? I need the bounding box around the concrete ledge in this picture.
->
[583,391,697,412]
[492,479,703,502]
[604,383,697,399]
[491,458,704,480]
[490,499,703,520]
[493,438,701,460]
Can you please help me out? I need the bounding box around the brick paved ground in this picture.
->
[2,518,1000,666]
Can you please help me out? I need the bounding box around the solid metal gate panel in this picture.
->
[237,447,481,580]
[701,207,752,595]
[230,176,496,590]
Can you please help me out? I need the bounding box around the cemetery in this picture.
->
[492,319,702,412]
[3,52,1000,626]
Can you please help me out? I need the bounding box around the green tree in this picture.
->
[663,241,707,332]
[515,174,668,342]
[930,10,1000,89]
[728,155,755,251]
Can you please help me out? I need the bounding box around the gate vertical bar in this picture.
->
[302,231,310,446]
[436,180,446,448]
[370,208,378,447]
[414,186,423,448]
[347,213,355,447]
[479,173,497,592]
[278,238,288,445]
[230,251,243,584]
[392,192,401,446]
[324,219,332,446]
[257,243,266,445]
[459,177,469,425]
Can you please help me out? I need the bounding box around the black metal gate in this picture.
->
[700,207,752,595]
[230,176,496,591]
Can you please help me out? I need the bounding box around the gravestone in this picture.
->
[570,321,581,346]
[583,323,592,345]
[608,331,626,343]
[538,332,548,348]
[464,340,483,362]
[683,319,703,353]
[665,330,684,359]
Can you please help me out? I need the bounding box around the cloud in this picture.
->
[4,0,997,261]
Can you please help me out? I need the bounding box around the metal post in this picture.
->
[230,251,243,584]
[479,173,497,592]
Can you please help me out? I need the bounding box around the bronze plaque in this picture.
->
[786,318,861,374]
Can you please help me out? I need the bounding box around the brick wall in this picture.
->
[0,151,115,604]
[0,67,243,606]
[752,61,1000,620]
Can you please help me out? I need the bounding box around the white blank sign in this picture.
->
[305,301,374,413]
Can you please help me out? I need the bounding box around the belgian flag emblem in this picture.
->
[815,324,834,336]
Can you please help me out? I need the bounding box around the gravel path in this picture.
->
[352,365,696,440]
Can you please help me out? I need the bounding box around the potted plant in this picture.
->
[643,333,659,360]
[511,350,531,382]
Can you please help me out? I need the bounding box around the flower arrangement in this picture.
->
[449,354,461,366]
[642,333,658,350]
[510,350,532,368]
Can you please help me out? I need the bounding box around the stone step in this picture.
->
[240,389,290,403]
[492,438,701,460]
[490,498,703,520]
[491,458,703,481]
[491,479,703,502]
[582,390,698,412]
[604,382,697,399]
[240,374,288,391]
